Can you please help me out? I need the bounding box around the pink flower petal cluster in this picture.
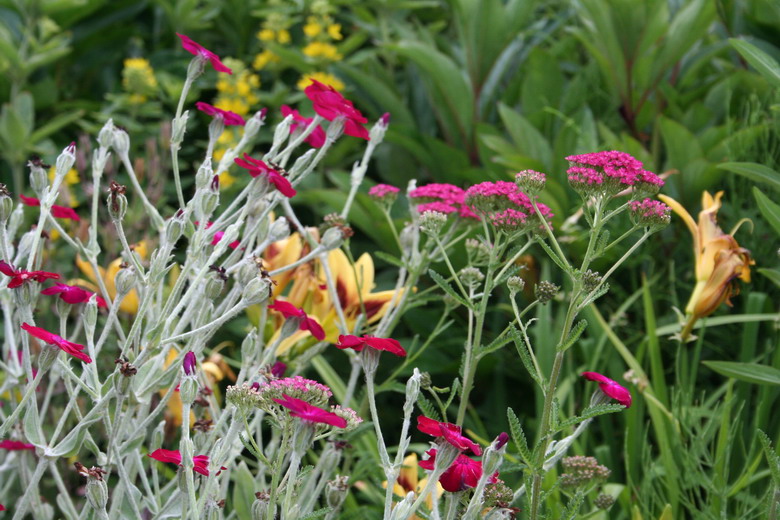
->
[272,394,347,428]
[0,261,60,289]
[176,33,232,74]
[419,449,498,492]
[304,80,369,140]
[490,208,528,233]
[21,322,92,364]
[417,416,481,455]
[565,151,663,192]
[582,371,632,407]
[195,102,246,126]
[148,448,224,476]
[335,334,407,357]
[234,154,296,198]
[629,198,671,227]
[41,283,107,307]
[417,201,458,214]
[0,440,35,451]
[268,300,326,340]
[464,181,553,224]
[408,183,478,220]
[281,105,327,148]
[20,195,80,221]
[368,184,400,199]
[210,230,240,249]
[257,376,332,400]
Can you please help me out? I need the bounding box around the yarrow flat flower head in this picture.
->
[417,416,482,455]
[565,151,663,196]
[234,153,296,198]
[419,449,497,492]
[582,371,632,407]
[148,448,223,476]
[335,334,407,357]
[20,195,80,221]
[254,376,333,408]
[41,283,107,307]
[304,79,369,140]
[629,198,671,229]
[268,300,326,340]
[368,183,400,203]
[176,33,232,74]
[0,261,60,288]
[195,102,246,126]
[417,201,457,215]
[490,208,529,234]
[515,169,546,195]
[272,394,348,428]
[281,105,327,148]
[329,405,363,431]
[21,322,92,364]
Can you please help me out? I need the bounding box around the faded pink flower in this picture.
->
[582,371,632,407]
[268,300,326,340]
[304,80,369,140]
[40,283,107,307]
[195,102,245,126]
[21,322,92,364]
[20,195,80,221]
[176,33,232,74]
[272,394,347,428]
[280,105,326,148]
[335,334,407,357]
[417,416,482,455]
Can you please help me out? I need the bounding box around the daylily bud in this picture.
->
[111,128,130,158]
[97,119,115,148]
[55,142,77,177]
[0,184,12,224]
[242,277,271,305]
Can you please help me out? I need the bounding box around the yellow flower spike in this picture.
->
[304,20,322,37]
[258,29,275,41]
[277,29,291,44]
[327,24,343,40]
[658,191,754,341]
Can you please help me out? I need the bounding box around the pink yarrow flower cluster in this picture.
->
[464,180,553,226]
[20,195,80,221]
[176,33,232,74]
[234,154,296,198]
[21,322,92,363]
[368,184,400,200]
[565,151,663,194]
[195,102,245,126]
[490,208,528,233]
[629,198,671,227]
[0,261,59,289]
[41,283,107,307]
[304,79,369,140]
[419,448,498,493]
[582,371,632,407]
[408,183,478,219]
[254,376,333,406]
[268,300,326,340]
[281,105,327,148]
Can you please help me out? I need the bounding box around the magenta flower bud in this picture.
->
[380,112,391,126]
[210,174,220,192]
[495,432,509,449]
[183,351,197,376]
[250,382,260,391]
[271,362,287,378]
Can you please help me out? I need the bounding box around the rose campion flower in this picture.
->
[195,102,246,126]
[272,394,347,428]
[303,79,369,140]
[280,105,326,148]
[0,440,35,451]
[176,33,232,74]
[148,448,223,476]
[419,449,498,492]
[417,416,482,455]
[21,322,92,364]
[40,283,107,307]
[234,154,296,198]
[0,261,60,289]
[334,334,406,357]
[20,194,81,221]
[182,351,197,376]
[581,372,632,407]
[268,300,326,340]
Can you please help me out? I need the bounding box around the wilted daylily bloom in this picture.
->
[41,283,107,307]
[73,241,148,314]
[0,261,60,288]
[21,322,92,363]
[20,194,80,221]
[195,101,246,126]
[581,372,632,407]
[417,416,482,455]
[272,394,347,428]
[148,448,223,476]
[335,334,406,357]
[268,300,326,340]
[234,154,296,198]
[304,79,369,140]
[658,191,754,341]
[176,33,232,74]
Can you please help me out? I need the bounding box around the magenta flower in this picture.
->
[303,80,369,140]
[0,261,60,289]
[183,351,197,376]
[0,440,35,451]
[234,154,296,198]
[0,504,5,511]
[271,361,287,378]
[268,300,325,340]
[629,198,671,227]
[148,448,223,476]
[210,230,240,249]
[195,102,245,126]
[368,184,400,200]
[21,322,92,364]
[565,151,663,193]
[419,449,498,492]
[417,416,482,455]
[20,194,80,221]
[176,33,232,74]
[272,394,347,428]
[418,201,458,214]
[40,283,107,308]
[495,432,509,449]
[335,334,406,357]
[280,105,326,148]
[582,371,632,407]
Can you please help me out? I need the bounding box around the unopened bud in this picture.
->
[326,475,349,510]
[535,280,559,304]
[269,217,290,242]
[111,128,130,158]
[581,269,601,292]
[115,266,137,296]
[419,210,447,236]
[106,181,128,221]
[241,329,258,360]
[97,120,115,148]
[172,111,190,144]
[29,158,49,195]
[326,116,345,142]
[166,210,186,244]
[55,142,77,177]
[208,115,225,144]
[252,492,271,520]
[0,184,12,223]
[515,169,547,196]
[179,376,199,406]
[321,227,345,250]
[273,115,293,147]
[404,369,421,415]
[507,276,525,295]
[186,57,206,81]
[459,267,484,289]
[242,277,271,305]
[182,351,197,376]
[85,474,108,512]
[465,238,490,265]
[369,113,390,143]
[195,159,213,189]
[204,272,226,299]
[38,345,60,372]
[390,492,415,520]
[84,295,98,335]
[245,109,267,139]
[483,432,508,475]
[595,494,615,510]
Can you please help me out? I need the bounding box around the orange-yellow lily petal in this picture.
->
[72,241,148,314]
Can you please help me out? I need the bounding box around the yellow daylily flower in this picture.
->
[73,241,148,314]
[658,191,754,341]
[382,453,443,519]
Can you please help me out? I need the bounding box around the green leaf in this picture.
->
[756,429,780,485]
[507,407,532,467]
[758,268,780,289]
[373,250,404,269]
[730,38,780,89]
[50,413,102,457]
[702,361,780,386]
[555,403,626,432]
[299,507,333,519]
[510,327,542,386]
[557,319,587,352]
[417,394,440,421]
[718,162,780,191]
[427,269,474,310]
[232,461,256,520]
[753,187,780,235]
[29,109,85,144]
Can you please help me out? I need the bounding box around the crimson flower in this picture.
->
[195,102,245,126]
[211,231,240,249]
[419,449,497,492]
[183,351,197,376]
[40,283,107,307]
[0,504,4,511]
[21,322,92,364]
[148,448,223,476]
[0,261,59,289]
[417,416,481,455]
[0,440,35,451]
[176,33,232,74]
[268,300,325,340]
[272,394,347,428]
[334,334,406,357]
[234,154,296,198]
[582,371,632,407]
[20,194,80,221]
[280,105,326,148]
[303,79,369,140]
[271,361,287,377]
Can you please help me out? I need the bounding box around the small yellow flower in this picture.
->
[219,170,237,188]
[277,29,291,44]
[297,72,344,92]
[48,167,79,186]
[258,28,275,41]
[122,57,157,101]
[302,41,341,61]
[659,191,754,341]
[304,18,322,37]
[253,50,280,70]
[327,23,343,41]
